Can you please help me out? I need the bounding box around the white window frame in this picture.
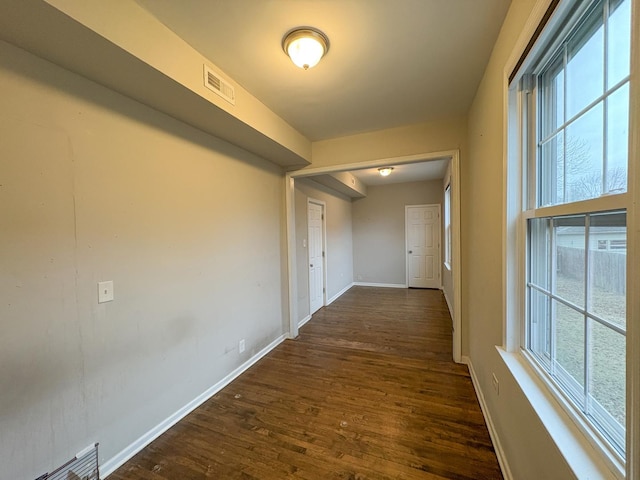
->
[502,0,639,478]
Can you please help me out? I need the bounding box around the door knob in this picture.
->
[408,250,413,254]
[310,264,313,267]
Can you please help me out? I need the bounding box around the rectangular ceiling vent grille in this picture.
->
[203,65,235,105]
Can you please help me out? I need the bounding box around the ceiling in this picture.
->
[135,0,511,142]
[352,159,448,186]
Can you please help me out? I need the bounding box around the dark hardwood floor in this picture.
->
[109,287,502,479]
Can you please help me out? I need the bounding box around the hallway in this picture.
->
[110,287,502,479]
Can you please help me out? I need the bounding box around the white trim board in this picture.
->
[298,314,312,328]
[100,334,287,478]
[285,175,298,339]
[443,289,453,318]
[299,283,353,330]
[462,356,514,480]
[327,282,354,305]
[353,282,407,288]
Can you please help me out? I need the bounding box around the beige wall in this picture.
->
[0,41,287,479]
[352,180,443,286]
[310,116,467,169]
[42,0,312,164]
[464,0,575,477]
[294,179,354,323]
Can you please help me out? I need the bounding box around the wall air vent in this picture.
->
[203,65,236,105]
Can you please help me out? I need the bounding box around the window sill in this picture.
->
[497,346,624,479]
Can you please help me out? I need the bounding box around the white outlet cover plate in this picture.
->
[98,281,114,303]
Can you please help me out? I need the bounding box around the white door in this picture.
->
[406,205,441,288]
[308,201,325,315]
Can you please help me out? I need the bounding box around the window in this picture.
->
[444,184,452,267]
[528,211,626,453]
[515,0,631,464]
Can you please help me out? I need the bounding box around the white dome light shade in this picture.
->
[282,28,329,70]
[287,37,324,69]
[378,167,394,177]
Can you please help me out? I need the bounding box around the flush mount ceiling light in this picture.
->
[282,27,329,70]
[378,167,394,177]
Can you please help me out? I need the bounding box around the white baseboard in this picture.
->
[298,284,353,329]
[100,334,287,478]
[443,289,453,317]
[298,314,312,328]
[326,282,354,305]
[463,356,513,480]
[353,282,407,288]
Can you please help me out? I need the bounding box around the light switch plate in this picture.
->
[98,281,114,303]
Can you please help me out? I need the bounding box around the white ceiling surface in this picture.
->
[351,159,449,186]
[135,0,511,142]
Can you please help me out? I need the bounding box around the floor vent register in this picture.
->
[35,443,99,480]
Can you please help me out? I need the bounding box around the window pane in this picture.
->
[529,288,551,366]
[541,56,564,137]
[589,321,625,424]
[589,212,626,328]
[606,83,629,193]
[554,216,585,307]
[565,103,604,202]
[566,7,604,119]
[529,217,550,289]
[539,131,564,206]
[607,0,631,88]
[554,301,585,404]
[589,320,625,451]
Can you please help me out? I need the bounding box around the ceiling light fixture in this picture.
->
[378,167,394,177]
[282,27,329,70]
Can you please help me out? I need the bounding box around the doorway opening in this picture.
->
[285,150,462,363]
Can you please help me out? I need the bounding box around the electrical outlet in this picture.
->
[239,339,245,353]
[98,281,114,303]
[492,373,499,395]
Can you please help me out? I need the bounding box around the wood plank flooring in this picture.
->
[109,287,502,480]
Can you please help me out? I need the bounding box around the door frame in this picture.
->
[285,150,462,363]
[405,204,441,289]
[307,198,327,316]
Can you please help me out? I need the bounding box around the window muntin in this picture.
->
[523,0,630,461]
